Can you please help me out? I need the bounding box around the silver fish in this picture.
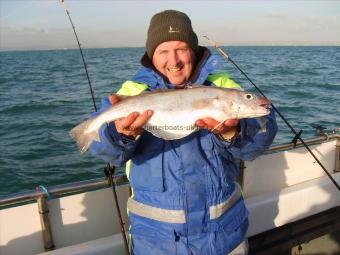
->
[70,86,270,153]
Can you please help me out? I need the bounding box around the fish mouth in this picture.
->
[259,106,270,116]
[259,102,271,109]
[256,99,271,116]
[259,98,271,109]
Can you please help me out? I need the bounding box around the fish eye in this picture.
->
[244,94,253,100]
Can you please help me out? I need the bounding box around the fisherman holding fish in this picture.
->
[73,10,277,255]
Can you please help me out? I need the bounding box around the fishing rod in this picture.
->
[204,36,340,192]
[60,1,130,254]
[60,0,97,112]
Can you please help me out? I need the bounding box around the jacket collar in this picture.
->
[132,46,220,90]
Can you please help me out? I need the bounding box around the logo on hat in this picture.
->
[169,26,180,33]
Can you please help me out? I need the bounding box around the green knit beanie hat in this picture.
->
[146,10,199,59]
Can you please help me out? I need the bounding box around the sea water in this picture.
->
[0,46,339,195]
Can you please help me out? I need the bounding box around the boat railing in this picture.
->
[1,132,339,252]
[266,132,339,153]
[0,173,130,251]
[1,132,339,208]
[0,173,128,208]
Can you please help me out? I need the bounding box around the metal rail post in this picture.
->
[37,195,55,251]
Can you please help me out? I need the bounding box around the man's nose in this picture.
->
[168,51,179,66]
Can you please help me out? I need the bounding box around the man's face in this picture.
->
[152,41,196,88]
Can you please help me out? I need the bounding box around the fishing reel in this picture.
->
[310,124,327,136]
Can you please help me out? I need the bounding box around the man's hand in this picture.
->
[109,95,153,139]
[196,117,239,140]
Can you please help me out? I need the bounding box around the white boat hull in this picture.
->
[1,137,339,255]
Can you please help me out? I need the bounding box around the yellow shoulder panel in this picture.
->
[206,73,241,89]
[116,81,149,96]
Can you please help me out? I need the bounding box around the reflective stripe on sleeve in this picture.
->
[209,183,242,220]
[127,197,186,224]
[206,73,242,89]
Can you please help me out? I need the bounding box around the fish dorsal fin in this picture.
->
[151,89,167,93]
[186,84,204,89]
[187,84,244,91]
[220,86,244,91]
[231,87,244,91]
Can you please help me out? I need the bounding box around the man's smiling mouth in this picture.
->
[167,67,182,73]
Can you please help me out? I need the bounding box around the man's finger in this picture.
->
[109,95,120,105]
[224,119,239,127]
[116,112,139,129]
[130,110,153,130]
[195,119,206,128]
[201,117,220,128]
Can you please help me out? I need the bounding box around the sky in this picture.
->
[1,0,340,51]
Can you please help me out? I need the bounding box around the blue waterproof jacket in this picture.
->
[89,48,277,255]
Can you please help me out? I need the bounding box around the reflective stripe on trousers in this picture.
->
[127,183,242,223]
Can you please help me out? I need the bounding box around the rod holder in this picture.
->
[37,196,55,251]
[237,160,245,189]
[335,137,340,172]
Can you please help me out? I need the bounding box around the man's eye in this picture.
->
[177,48,188,53]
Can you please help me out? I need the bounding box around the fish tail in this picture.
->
[69,118,100,153]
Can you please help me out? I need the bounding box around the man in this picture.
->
[90,10,277,255]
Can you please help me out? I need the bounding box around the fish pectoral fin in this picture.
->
[145,125,198,140]
[151,131,187,140]
[210,118,229,133]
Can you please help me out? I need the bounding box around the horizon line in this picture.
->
[1,44,340,53]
